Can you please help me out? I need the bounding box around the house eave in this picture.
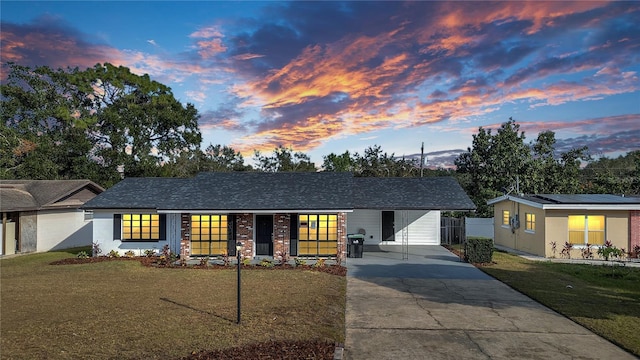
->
[487,195,544,209]
[542,204,640,211]
[156,209,354,214]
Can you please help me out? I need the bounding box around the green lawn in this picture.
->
[0,249,346,359]
[479,250,640,356]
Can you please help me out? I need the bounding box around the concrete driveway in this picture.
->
[344,245,636,360]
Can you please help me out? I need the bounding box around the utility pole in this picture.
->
[420,142,424,178]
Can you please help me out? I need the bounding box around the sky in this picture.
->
[1,1,639,168]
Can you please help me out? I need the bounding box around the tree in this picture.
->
[455,119,533,217]
[1,63,105,181]
[201,144,250,172]
[581,150,638,194]
[1,63,202,186]
[455,118,595,217]
[81,63,201,180]
[322,151,356,172]
[253,146,316,172]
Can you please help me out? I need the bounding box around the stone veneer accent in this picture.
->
[631,210,640,253]
[273,213,290,260]
[236,213,254,259]
[337,212,347,262]
[180,213,191,259]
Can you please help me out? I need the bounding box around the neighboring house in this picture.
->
[0,180,105,255]
[488,194,640,257]
[83,172,475,260]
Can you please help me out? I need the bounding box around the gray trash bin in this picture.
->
[347,234,365,258]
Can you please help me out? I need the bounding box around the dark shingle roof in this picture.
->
[177,172,353,210]
[83,172,355,211]
[532,194,640,204]
[488,194,640,210]
[0,180,104,211]
[353,177,476,210]
[84,172,475,211]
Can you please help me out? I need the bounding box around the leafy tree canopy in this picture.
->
[455,118,591,217]
[1,63,202,187]
[253,146,316,172]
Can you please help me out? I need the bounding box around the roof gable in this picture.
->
[0,180,104,211]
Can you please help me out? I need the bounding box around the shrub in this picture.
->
[597,240,624,261]
[143,249,156,257]
[220,249,231,266]
[561,242,573,259]
[549,241,557,258]
[581,244,594,259]
[107,250,120,258]
[124,250,136,258]
[276,250,289,265]
[242,258,252,266]
[76,251,90,259]
[199,257,210,267]
[92,242,102,257]
[259,258,274,268]
[295,258,307,266]
[464,237,493,263]
[312,258,326,268]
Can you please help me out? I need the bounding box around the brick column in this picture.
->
[273,213,290,260]
[180,213,191,259]
[337,212,347,263]
[631,210,640,253]
[237,213,254,259]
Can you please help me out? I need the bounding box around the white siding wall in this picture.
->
[92,211,181,256]
[398,210,440,245]
[347,210,381,243]
[36,209,92,252]
[347,209,440,245]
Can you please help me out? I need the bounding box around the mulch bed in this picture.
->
[180,340,336,360]
[50,257,348,276]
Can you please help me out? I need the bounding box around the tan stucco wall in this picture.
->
[492,201,546,256]
[545,210,629,257]
[493,201,515,249]
[495,201,631,258]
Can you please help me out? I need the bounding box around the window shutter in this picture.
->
[159,214,167,240]
[113,214,121,240]
[290,214,298,256]
[228,215,237,256]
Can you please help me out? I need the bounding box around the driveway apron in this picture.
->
[344,245,636,360]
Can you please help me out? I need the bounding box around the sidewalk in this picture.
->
[493,244,640,268]
[343,245,636,360]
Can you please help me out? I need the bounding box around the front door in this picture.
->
[382,211,395,241]
[256,215,273,256]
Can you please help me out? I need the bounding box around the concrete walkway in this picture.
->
[344,245,636,360]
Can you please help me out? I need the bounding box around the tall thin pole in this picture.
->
[237,244,241,324]
[420,142,424,178]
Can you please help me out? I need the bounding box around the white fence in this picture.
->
[465,217,494,239]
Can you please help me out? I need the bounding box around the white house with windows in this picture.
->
[1,180,104,255]
[488,194,640,257]
[83,172,476,261]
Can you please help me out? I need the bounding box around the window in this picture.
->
[525,213,535,232]
[502,210,510,226]
[121,214,164,241]
[191,214,228,256]
[298,214,338,256]
[568,215,605,246]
